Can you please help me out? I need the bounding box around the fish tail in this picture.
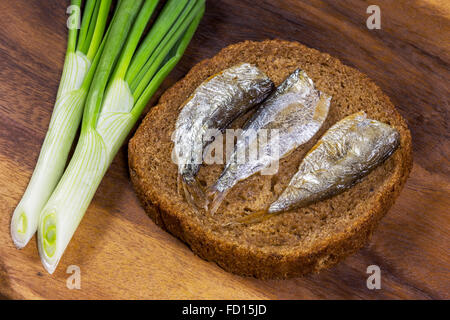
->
[182,177,209,211]
[177,174,183,197]
[236,209,275,225]
[206,185,230,215]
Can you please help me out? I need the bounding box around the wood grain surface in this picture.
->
[0,0,448,299]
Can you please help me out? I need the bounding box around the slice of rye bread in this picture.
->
[128,40,412,279]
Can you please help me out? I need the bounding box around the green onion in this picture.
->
[37,0,204,274]
[11,0,112,249]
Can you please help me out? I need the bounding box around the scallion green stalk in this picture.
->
[37,0,204,274]
[11,0,112,248]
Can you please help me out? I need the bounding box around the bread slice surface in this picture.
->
[128,40,412,279]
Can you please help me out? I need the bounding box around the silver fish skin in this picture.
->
[268,111,400,215]
[173,63,274,208]
[209,69,331,214]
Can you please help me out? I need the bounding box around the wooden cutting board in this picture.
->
[0,0,448,299]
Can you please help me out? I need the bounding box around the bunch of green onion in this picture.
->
[11,0,204,274]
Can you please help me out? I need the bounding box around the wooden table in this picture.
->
[0,0,448,299]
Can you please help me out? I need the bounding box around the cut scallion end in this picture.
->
[42,214,57,258]
[10,210,28,248]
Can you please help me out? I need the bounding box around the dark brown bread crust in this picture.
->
[128,40,412,279]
